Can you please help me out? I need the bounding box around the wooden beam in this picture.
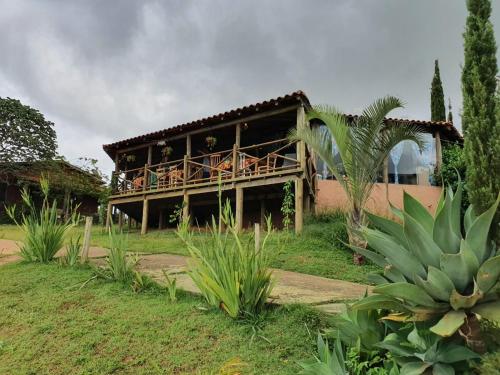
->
[109,195,144,205]
[435,131,442,173]
[141,199,149,235]
[295,179,304,234]
[236,187,244,232]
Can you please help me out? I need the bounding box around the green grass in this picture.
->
[0,263,328,374]
[0,213,378,283]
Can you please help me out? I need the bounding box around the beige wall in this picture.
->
[316,180,442,217]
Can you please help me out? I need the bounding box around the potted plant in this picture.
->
[125,154,136,163]
[205,136,217,151]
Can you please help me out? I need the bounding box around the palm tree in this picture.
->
[291,96,425,264]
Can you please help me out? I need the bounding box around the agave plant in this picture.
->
[352,182,500,352]
[377,325,479,375]
[299,333,348,375]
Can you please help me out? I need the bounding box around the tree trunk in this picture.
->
[347,209,367,265]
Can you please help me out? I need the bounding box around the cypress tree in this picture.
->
[462,0,499,215]
[431,60,446,121]
[447,98,453,123]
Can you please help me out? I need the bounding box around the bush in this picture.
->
[304,210,349,250]
[6,177,78,263]
[177,187,274,319]
[61,236,81,266]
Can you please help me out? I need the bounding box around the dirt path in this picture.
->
[0,239,370,313]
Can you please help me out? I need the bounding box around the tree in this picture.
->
[430,60,446,121]
[0,97,57,162]
[447,98,453,123]
[291,97,424,264]
[461,0,499,215]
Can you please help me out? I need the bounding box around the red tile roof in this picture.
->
[102,90,462,159]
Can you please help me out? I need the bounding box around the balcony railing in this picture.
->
[112,138,300,195]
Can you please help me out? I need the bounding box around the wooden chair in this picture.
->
[210,153,222,179]
[257,153,278,174]
[169,166,183,187]
[156,168,168,188]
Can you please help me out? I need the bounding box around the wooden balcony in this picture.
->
[110,138,302,198]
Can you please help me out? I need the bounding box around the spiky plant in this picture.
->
[352,182,500,352]
[290,96,424,264]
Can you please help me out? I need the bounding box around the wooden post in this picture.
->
[296,106,307,171]
[141,198,149,235]
[143,164,148,191]
[118,210,123,231]
[183,154,188,186]
[158,209,164,230]
[235,123,241,147]
[254,223,260,252]
[147,145,153,165]
[232,144,238,178]
[260,199,266,227]
[295,179,304,234]
[236,186,244,232]
[128,215,132,231]
[186,134,192,157]
[81,216,93,263]
[182,191,190,224]
[105,202,112,232]
[435,131,442,173]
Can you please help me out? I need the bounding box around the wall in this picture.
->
[316,180,442,217]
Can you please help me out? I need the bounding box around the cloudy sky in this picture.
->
[1,0,499,173]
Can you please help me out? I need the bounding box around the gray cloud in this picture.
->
[0,0,499,173]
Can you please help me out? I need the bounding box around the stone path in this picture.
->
[0,239,371,314]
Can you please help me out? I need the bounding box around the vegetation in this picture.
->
[177,188,274,318]
[5,177,78,263]
[299,334,348,374]
[0,212,377,283]
[61,235,81,267]
[352,183,500,352]
[0,97,57,162]
[434,143,468,209]
[281,181,295,230]
[430,60,446,122]
[462,0,499,216]
[0,262,326,374]
[290,96,424,264]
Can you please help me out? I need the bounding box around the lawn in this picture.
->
[0,214,378,283]
[0,262,329,374]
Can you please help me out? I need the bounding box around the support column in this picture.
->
[295,179,304,234]
[186,134,192,157]
[435,131,442,173]
[236,186,244,232]
[141,199,149,235]
[296,106,307,171]
[105,202,112,232]
[147,145,153,165]
[182,191,190,224]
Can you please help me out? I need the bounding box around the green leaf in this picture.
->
[450,280,484,310]
[366,211,407,247]
[477,255,500,293]
[439,241,479,293]
[472,301,500,323]
[349,244,388,268]
[351,294,410,313]
[400,362,431,375]
[450,181,463,238]
[465,193,500,263]
[404,191,434,234]
[403,212,442,268]
[363,227,426,280]
[432,363,455,375]
[389,203,404,221]
[373,283,440,308]
[433,188,461,254]
[367,272,389,285]
[463,205,477,234]
[436,342,480,363]
[430,310,466,337]
[414,266,454,302]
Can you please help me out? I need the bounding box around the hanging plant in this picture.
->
[205,136,217,151]
[161,146,173,157]
[126,154,136,163]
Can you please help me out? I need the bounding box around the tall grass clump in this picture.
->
[177,184,274,319]
[61,235,81,266]
[6,176,78,263]
[100,226,138,283]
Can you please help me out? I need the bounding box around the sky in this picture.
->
[1,0,499,174]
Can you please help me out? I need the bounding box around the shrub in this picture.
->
[352,182,500,352]
[299,333,348,375]
[6,177,78,263]
[304,210,349,250]
[162,269,177,302]
[61,235,81,266]
[177,187,274,319]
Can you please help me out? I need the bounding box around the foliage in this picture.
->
[5,176,78,262]
[462,0,499,215]
[352,182,500,350]
[168,202,184,224]
[430,60,446,122]
[377,325,479,374]
[304,210,349,251]
[0,97,57,163]
[290,96,424,263]
[61,235,81,267]
[177,186,274,319]
[447,98,453,123]
[92,227,138,284]
[345,348,394,375]
[475,351,500,374]
[299,333,348,375]
[162,269,178,302]
[281,181,295,230]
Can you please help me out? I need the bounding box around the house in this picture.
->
[0,160,104,221]
[102,91,461,234]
